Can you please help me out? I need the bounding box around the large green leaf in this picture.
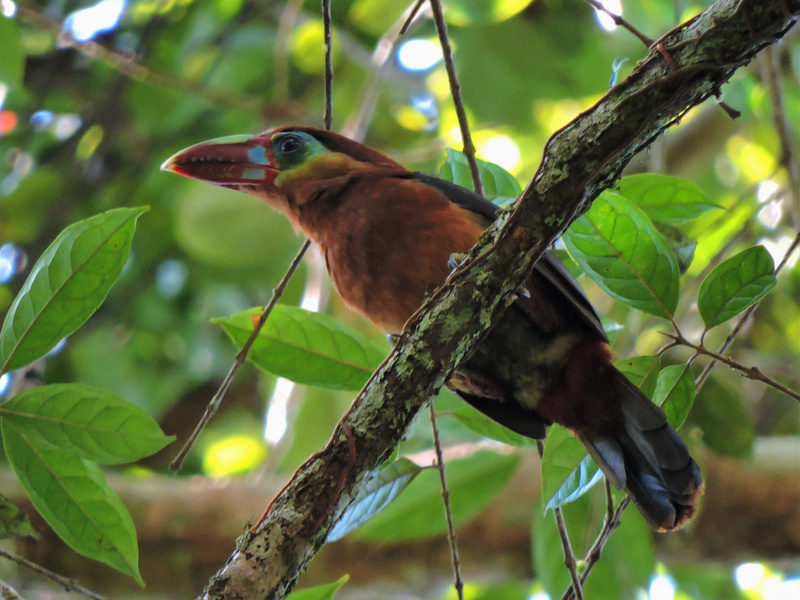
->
[2,420,142,584]
[0,17,24,86]
[0,207,148,374]
[615,355,661,399]
[285,575,349,600]
[652,365,695,429]
[0,384,174,464]
[616,174,719,224]
[697,245,776,329]
[356,451,520,541]
[439,148,522,200]
[328,458,422,542]
[540,424,601,511]
[213,306,386,391]
[563,192,680,318]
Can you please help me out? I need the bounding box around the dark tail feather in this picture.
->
[578,370,703,531]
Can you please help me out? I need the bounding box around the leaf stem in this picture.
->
[430,404,465,600]
[0,548,108,600]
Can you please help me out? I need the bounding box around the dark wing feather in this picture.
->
[409,172,606,340]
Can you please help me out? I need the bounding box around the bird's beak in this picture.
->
[160,134,278,188]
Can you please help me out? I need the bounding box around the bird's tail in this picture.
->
[577,369,704,531]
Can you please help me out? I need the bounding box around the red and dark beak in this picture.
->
[160,134,278,188]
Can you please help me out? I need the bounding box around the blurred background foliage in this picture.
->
[0,0,798,599]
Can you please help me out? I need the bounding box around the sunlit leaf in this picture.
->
[440,148,522,199]
[450,406,539,448]
[0,207,148,374]
[0,383,173,464]
[213,306,386,391]
[563,192,679,318]
[2,420,143,584]
[356,451,519,541]
[541,425,602,511]
[652,365,695,429]
[328,458,422,542]
[698,245,776,329]
[285,575,349,600]
[616,174,719,224]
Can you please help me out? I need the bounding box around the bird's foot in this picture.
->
[448,252,468,271]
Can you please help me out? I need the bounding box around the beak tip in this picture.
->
[160,156,178,173]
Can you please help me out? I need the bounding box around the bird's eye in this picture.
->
[277,134,302,155]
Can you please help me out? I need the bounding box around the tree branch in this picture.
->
[199,2,799,598]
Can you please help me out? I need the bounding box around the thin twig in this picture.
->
[762,46,800,220]
[666,331,800,402]
[170,239,312,471]
[561,494,631,600]
[428,0,484,197]
[537,441,584,600]
[581,0,654,45]
[430,404,464,600]
[0,548,107,600]
[400,0,428,35]
[322,0,334,130]
[695,228,800,390]
[341,0,427,142]
[13,5,289,118]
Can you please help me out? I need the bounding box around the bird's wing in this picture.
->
[408,172,606,341]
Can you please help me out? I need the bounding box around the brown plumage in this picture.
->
[162,126,704,531]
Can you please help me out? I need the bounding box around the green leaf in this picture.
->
[652,365,695,429]
[615,355,661,399]
[285,575,349,600]
[687,377,754,458]
[697,245,777,329]
[0,384,174,464]
[616,174,719,224]
[0,493,37,539]
[2,420,143,584]
[0,17,24,86]
[213,306,386,391]
[0,207,148,374]
[563,192,680,318]
[450,406,539,448]
[655,222,697,274]
[440,149,522,200]
[328,458,422,542]
[533,491,655,600]
[541,425,602,511]
[356,451,520,541]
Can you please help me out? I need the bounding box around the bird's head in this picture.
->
[161,126,406,221]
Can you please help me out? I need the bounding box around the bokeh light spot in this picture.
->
[203,435,267,477]
[397,39,441,72]
[64,0,127,42]
[479,135,521,172]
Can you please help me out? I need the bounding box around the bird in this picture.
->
[161,125,703,531]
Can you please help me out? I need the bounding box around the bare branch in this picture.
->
[0,548,107,600]
[430,406,465,600]
[428,0,484,196]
